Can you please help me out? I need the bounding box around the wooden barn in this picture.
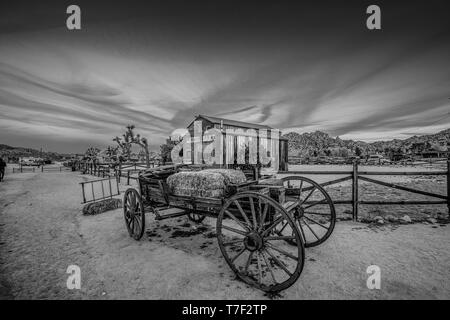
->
[185,114,288,172]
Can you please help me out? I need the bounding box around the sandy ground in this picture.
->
[0,168,449,299]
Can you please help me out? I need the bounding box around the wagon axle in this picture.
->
[243,232,264,252]
[292,206,304,219]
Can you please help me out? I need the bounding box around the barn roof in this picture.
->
[188,114,273,130]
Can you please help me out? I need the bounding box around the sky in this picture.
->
[0,0,449,153]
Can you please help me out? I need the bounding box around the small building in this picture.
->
[421,150,449,159]
[411,142,428,155]
[19,156,43,166]
[185,115,288,171]
[390,153,407,162]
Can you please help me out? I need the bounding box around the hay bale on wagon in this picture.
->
[167,169,246,198]
[201,169,247,185]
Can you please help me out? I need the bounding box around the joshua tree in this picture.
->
[160,138,178,164]
[104,145,120,161]
[85,147,100,161]
[113,125,150,167]
[113,136,131,160]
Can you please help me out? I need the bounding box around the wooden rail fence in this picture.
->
[12,166,71,173]
[74,160,449,221]
[279,160,449,221]
[74,161,153,184]
[12,167,36,173]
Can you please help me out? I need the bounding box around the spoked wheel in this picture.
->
[280,176,336,247]
[123,188,145,240]
[217,192,305,293]
[188,212,206,223]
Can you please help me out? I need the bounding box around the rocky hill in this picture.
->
[0,144,66,160]
[283,129,450,157]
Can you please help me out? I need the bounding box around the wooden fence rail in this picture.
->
[74,161,158,181]
[74,162,148,185]
[12,167,36,173]
[12,166,73,173]
[74,160,449,221]
[279,160,449,221]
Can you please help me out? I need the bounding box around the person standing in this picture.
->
[0,157,6,182]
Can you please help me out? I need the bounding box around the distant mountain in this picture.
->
[370,129,450,153]
[0,144,15,151]
[282,129,450,157]
[0,144,66,160]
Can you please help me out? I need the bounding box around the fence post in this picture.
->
[81,183,86,203]
[41,166,43,172]
[447,159,450,219]
[127,170,130,185]
[352,160,359,221]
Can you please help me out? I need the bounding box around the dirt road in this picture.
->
[1,171,449,299]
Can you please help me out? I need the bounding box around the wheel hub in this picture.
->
[244,232,263,251]
[128,206,136,218]
[294,206,304,219]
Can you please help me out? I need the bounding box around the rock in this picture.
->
[360,217,372,223]
[427,218,437,224]
[401,215,412,223]
[384,215,398,222]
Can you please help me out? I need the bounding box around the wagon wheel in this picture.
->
[187,212,206,223]
[217,192,305,292]
[280,176,336,247]
[123,188,146,240]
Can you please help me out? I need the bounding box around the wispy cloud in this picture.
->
[0,1,449,153]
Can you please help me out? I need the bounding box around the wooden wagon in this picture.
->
[123,164,336,292]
